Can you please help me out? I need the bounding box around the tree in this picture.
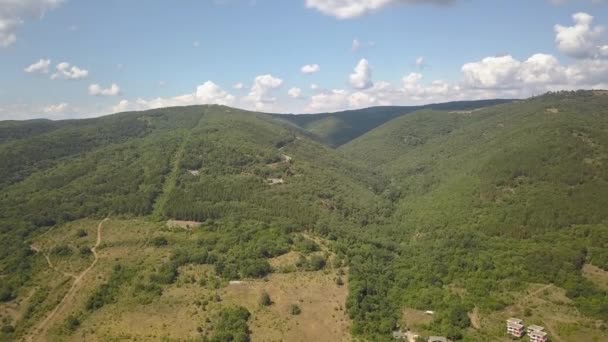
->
[259,291,272,306]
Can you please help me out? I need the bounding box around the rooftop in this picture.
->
[507,318,523,324]
[528,324,545,332]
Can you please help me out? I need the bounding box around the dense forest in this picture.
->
[0,92,607,341]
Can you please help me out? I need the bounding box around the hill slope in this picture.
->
[340,91,608,339]
[0,95,607,341]
[275,99,512,147]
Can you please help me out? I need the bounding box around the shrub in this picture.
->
[308,255,326,271]
[259,291,272,306]
[151,236,168,247]
[51,245,73,256]
[65,314,80,331]
[76,229,87,237]
[289,304,301,315]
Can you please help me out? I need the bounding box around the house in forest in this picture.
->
[527,324,545,335]
[506,318,525,338]
[527,325,548,342]
[529,330,548,342]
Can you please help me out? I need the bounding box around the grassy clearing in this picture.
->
[223,271,350,342]
[583,264,608,291]
[1,218,352,341]
[466,283,607,342]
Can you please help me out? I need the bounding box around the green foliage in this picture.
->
[307,255,326,271]
[209,306,251,342]
[2,94,608,341]
[86,264,135,311]
[65,314,80,332]
[289,304,301,315]
[151,236,168,247]
[79,246,92,255]
[51,245,72,256]
[275,99,511,147]
[258,291,271,306]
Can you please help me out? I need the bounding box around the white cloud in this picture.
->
[308,89,349,112]
[112,99,130,113]
[0,0,64,48]
[233,82,244,89]
[288,87,302,98]
[24,58,51,73]
[51,62,89,80]
[305,0,455,19]
[310,83,319,90]
[89,83,121,96]
[301,64,320,74]
[43,102,69,114]
[350,58,373,89]
[415,56,425,69]
[352,38,361,51]
[555,12,607,59]
[113,81,235,112]
[246,74,283,110]
[348,91,377,107]
[196,81,236,104]
[462,55,521,89]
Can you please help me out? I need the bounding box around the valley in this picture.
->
[0,91,607,341]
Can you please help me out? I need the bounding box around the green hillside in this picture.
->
[275,99,512,147]
[340,91,608,339]
[0,93,607,341]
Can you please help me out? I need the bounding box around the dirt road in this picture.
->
[26,217,108,342]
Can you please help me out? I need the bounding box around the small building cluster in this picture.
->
[506,318,548,341]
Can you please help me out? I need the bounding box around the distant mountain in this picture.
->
[274,99,513,147]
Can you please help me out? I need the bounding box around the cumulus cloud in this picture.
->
[51,62,89,80]
[301,64,320,74]
[111,81,235,112]
[112,99,130,113]
[305,0,455,19]
[352,39,361,51]
[43,102,69,114]
[350,58,373,89]
[0,0,64,47]
[308,89,349,112]
[288,87,302,98]
[24,58,51,73]
[233,82,244,89]
[89,83,121,96]
[246,74,283,110]
[555,12,607,59]
[462,55,522,89]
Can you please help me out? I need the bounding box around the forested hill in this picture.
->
[341,91,608,235]
[273,99,512,147]
[0,93,607,341]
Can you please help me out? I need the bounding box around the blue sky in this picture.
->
[1,0,607,119]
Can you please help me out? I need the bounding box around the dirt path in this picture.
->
[469,306,481,329]
[26,218,109,342]
[30,245,77,279]
[521,284,552,303]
